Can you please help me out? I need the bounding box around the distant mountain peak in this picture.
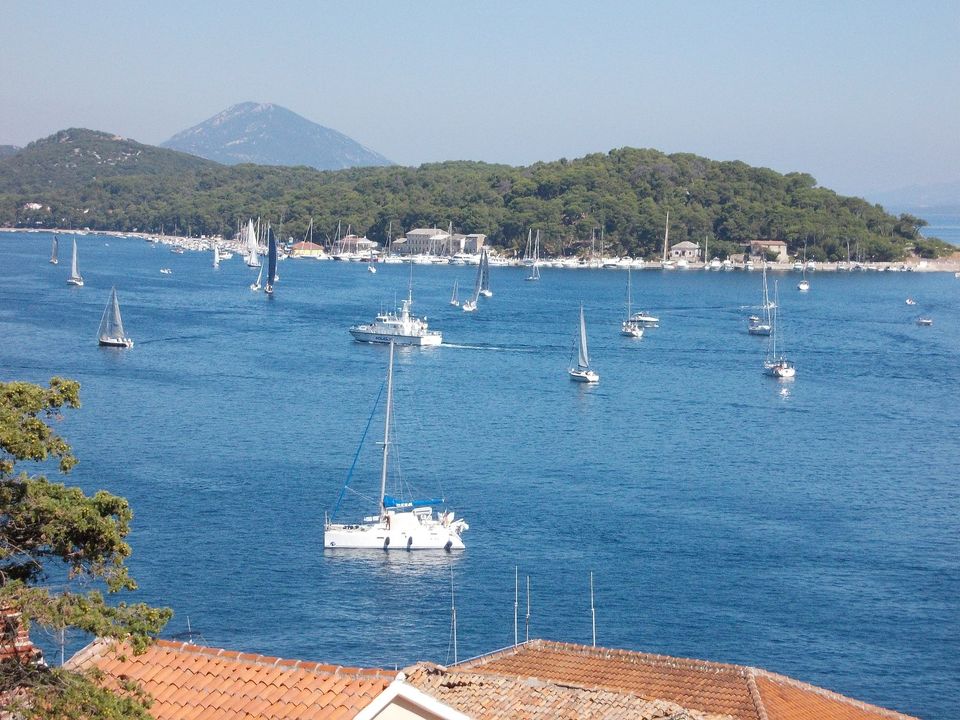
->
[161,102,392,171]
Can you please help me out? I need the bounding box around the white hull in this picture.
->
[764,360,795,378]
[569,368,599,383]
[349,328,442,346]
[325,508,466,550]
[99,337,134,348]
[748,324,771,336]
[620,322,643,338]
[67,277,84,287]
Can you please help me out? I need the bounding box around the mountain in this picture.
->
[866,179,960,213]
[0,145,20,160]
[160,102,392,170]
[0,128,218,193]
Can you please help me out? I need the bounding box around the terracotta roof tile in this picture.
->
[66,638,392,720]
[454,640,917,720]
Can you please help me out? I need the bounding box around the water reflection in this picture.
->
[323,548,463,577]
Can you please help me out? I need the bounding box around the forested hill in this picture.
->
[0,131,946,261]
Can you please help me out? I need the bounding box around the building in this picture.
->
[400,228,451,255]
[748,240,789,263]
[670,240,700,260]
[64,635,918,720]
[337,234,379,256]
[289,240,326,258]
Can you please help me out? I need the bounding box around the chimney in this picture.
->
[0,606,43,665]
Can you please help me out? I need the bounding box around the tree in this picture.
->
[1,377,171,718]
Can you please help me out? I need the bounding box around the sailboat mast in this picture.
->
[662,210,670,262]
[379,341,395,517]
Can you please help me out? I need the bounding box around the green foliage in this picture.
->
[0,131,954,260]
[0,378,171,717]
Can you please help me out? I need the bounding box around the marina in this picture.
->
[0,230,957,719]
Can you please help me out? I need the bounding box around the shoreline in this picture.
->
[3,226,959,273]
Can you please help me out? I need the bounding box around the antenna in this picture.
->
[451,566,458,664]
[514,566,519,646]
[590,571,596,647]
[525,575,531,643]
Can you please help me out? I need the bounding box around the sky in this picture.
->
[1,0,958,199]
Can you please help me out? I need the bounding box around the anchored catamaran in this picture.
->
[324,341,468,550]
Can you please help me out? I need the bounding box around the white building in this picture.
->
[670,240,700,260]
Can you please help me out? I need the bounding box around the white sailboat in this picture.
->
[660,211,675,269]
[213,244,220,268]
[324,340,468,550]
[97,287,133,348]
[243,219,261,267]
[66,238,83,286]
[620,268,644,338]
[569,306,599,383]
[797,243,810,292]
[748,263,773,336]
[449,279,460,307]
[49,235,59,265]
[763,281,795,378]
[525,230,541,281]
[462,249,485,312]
[250,263,263,291]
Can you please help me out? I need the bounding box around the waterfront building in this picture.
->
[669,240,701,261]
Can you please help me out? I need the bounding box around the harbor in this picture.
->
[0,229,957,718]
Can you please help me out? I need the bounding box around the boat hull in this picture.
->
[349,328,442,346]
[99,337,134,348]
[325,510,466,550]
[67,278,84,287]
[764,361,795,378]
[569,368,599,383]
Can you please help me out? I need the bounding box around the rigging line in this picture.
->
[330,381,385,519]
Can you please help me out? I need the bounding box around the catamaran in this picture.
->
[620,268,644,338]
[763,281,795,378]
[49,235,59,265]
[324,340,468,550]
[569,306,599,383]
[66,238,83,286]
[97,287,133,348]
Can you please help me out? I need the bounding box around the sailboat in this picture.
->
[763,281,795,378]
[49,235,59,265]
[797,243,810,292]
[264,233,278,295]
[66,238,83,286]
[748,263,773,336]
[525,230,541,281]
[250,263,263,291]
[243,219,261,267]
[213,244,220,268]
[97,287,133,348]
[324,340,468,550]
[660,211,675,269]
[462,249,485,312]
[479,248,493,297]
[449,279,460,307]
[620,268,644,338]
[569,306,599,382]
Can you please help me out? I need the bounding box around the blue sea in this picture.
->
[1,232,958,719]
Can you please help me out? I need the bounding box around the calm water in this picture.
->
[2,232,958,719]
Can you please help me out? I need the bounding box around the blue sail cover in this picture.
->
[383,495,442,510]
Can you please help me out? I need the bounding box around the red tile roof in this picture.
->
[403,662,734,720]
[453,640,917,720]
[67,639,392,720]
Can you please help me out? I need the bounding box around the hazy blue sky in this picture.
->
[2,1,958,197]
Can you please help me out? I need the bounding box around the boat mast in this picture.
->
[662,210,670,262]
[379,341,395,518]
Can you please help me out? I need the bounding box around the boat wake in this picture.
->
[441,342,539,352]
